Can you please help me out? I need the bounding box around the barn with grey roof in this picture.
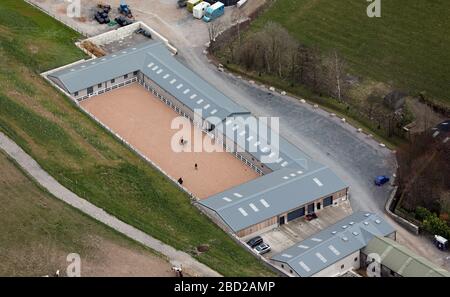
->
[46,40,349,238]
[270,211,396,277]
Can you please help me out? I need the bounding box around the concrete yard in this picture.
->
[81,84,258,199]
[258,201,353,258]
[28,0,265,45]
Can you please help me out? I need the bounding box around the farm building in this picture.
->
[270,212,396,277]
[361,236,450,277]
[46,40,348,237]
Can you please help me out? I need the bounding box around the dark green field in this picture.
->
[252,0,450,103]
[0,0,275,276]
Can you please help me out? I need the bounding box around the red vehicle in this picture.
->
[305,213,318,221]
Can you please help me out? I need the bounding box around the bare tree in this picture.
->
[231,9,247,48]
[321,50,347,100]
[208,21,223,43]
[334,51,342,101]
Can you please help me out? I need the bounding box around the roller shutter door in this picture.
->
[323,196,333,207]
[287,207,305,221]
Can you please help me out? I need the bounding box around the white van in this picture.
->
[434,235,448,250]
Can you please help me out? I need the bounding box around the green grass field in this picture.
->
[0,151,172,276]
[252,0,450,104]
[0,0,275,276]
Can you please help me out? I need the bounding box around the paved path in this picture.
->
[0,132,221,277]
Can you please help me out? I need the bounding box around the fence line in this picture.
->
[25,0,90,37]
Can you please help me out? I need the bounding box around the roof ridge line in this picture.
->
[144,50,247,115]
[215,165,329,212]
[62,41,161,80]
[274,212,377,262]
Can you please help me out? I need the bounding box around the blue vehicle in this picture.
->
[374,175,390,186]
[118,1,133,18]
[203,2,224,22]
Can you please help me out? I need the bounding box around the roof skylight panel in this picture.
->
[238,208,248,217]
[249,203,259,212]
[260,199,270,208]
[313,178,323,187]
[316,252,327,263]
[299,261,311,272]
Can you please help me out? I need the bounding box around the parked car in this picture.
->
[374,175,390,186]
[254,242,271,255]
[305,213,318,221]
[246,236,263,248]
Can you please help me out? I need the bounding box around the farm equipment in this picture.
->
[115,15,133,27]
[135,28,152,39]
[97,3,111,13]
[118,1,133,18]
[94,10,110,24]
[203,2,224,22]
[94,3,111,24]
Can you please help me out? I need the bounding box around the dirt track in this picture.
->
[81,84,258,199]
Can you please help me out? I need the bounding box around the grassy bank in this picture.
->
[0,0,275,276]
[0,151,172,276]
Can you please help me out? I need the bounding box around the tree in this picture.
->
[208,20,223,43]
[321,50,348,100]
[231,9,246,48]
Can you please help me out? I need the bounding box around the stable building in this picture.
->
[270,212,396,277]
[46,40,349,238]
[199,164,348,237]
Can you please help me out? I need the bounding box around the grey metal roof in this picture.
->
[48,41,153,93]
[199,165,347,232]
[49,41,349,234]
[48,41,248,121]
[215,115,316,171]
[271,211,395,277]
